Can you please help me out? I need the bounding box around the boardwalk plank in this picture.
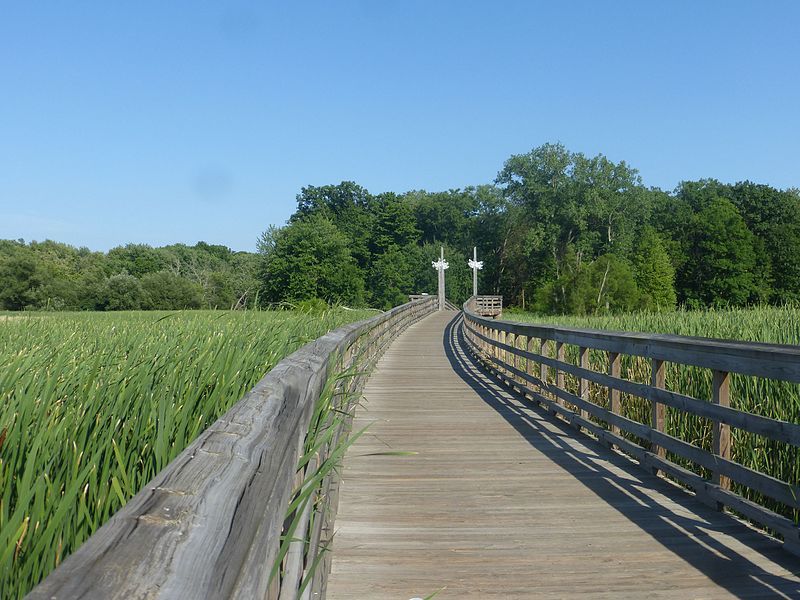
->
[327,312,800,599]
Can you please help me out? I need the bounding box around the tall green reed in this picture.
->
[0,309,371,599]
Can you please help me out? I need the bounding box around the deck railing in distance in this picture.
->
[473,295,502,317]
[409,294,432,303]
[409,294,458,311]
[461,296,800,556]
[29,297,437,600]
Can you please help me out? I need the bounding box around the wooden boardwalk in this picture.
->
[327,312,800,599]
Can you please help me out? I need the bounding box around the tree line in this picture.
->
[0,240,259,310]
[3,142,799,313]
[260,143,800,313]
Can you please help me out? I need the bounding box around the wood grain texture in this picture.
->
[327,312,800,599]
[713,370,732,491]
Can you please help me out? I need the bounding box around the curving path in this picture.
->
[327,312,800,599]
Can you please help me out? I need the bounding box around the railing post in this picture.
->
[608,351,621,436]
[555,342,565,408]
[526,335,536,392]
[511,333,522,383]
[712,370,731,493]
[500,330,507,374]
[510,332,516,380]
[651,358,666,469]
[539,339,549,398]
[579,347,589,425]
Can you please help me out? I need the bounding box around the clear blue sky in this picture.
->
[2,1,799,252]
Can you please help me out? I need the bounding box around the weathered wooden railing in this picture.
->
[473,295,503,317]
[462,297,800,555]
[29,297,437,600]
[409,294,458,311]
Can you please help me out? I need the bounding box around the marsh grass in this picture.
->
[0,309,372,599]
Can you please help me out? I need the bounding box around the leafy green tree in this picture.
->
[496,143,575,288]
[75,264,110,310]
[370,193,420,254]
[103,273,144,310]
[649,188,692,271]
[495,143,648,304]
[573,153,650,258]
[729,181,800,302]
[107,244,166,278]
[405,188,479,248]
[140,271,204,310]
[766,221,800,303]
[632,228,677,311]
[536,254,641,315]
[259,215,365,306]
[471,186,512,296]
[5,143,800,315]
[227,252,260,308]
[292,182,375,271]
[203,271,236,309]
[680,197,758,307]
[0,247,41,310]
[369,246,416,309]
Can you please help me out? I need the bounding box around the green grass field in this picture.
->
[503,306,800,524]
[0,309,372,599]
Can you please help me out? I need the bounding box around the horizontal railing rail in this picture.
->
[29,297,437,600]
[461,297,800,555]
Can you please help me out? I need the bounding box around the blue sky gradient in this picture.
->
[2,1,799,251]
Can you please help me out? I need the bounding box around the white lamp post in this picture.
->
[468,246,483,298]
[431,246,449,311]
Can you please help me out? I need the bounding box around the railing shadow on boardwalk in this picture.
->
[442,314,800,598]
